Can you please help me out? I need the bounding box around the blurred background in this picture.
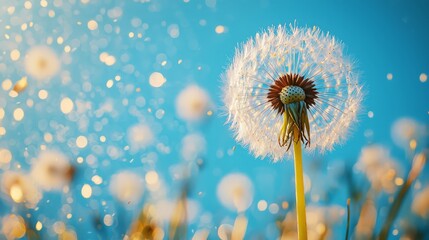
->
[0,0,428,239]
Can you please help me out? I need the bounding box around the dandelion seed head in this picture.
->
[109,171,144,205]
[24,45,61,81]
[1,171,42,209]
[280,86,305,104]
[391,117,425,149]
[223,25,362,161]
[30,150,74,191]
[176,85,211,122]
[355,145,399,193]
[127,123,154,152]
[216,173,254,212]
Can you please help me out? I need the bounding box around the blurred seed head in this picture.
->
[31,150,74,191]
[1,171,42,208]
[176,85,211,122]
[109,171,144,205]
[24,45,61,81]
[216,173,254,212]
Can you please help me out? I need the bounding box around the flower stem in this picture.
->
[345,198,351,240]
[378,152,426,240]
[293,129,308,240]
[169,184,189,240]
[232,213,248,240]
[378,184,408,240]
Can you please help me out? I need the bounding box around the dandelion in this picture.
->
[109,171,144,205]
[176,85,211,122]
[391,117,425,151]
[355,145,399,193]
[24,45,61,81]
[222,25,362,239]
[216,173,254,213]
[30,150,75,191]
[127,123,154,153]
[223,25,362,160]
[1,171,42,209]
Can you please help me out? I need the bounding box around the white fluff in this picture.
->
[127,123,154,152]
[109,171,144,205]
[176,85,211,122]
[355,145,399,193]
[391,117,425,149]
[1,171,42,209]
[216,173,254,212]
[30,150,72,191]
[24,45,61,81]
[222,25,363,161]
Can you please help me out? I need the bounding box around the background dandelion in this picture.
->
[0,0,428,239]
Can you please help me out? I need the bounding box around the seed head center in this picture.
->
[280,86,306,105]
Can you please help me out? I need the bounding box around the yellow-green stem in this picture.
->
[293,129,308,240]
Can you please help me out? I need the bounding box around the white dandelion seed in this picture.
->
[176,85,211,122]
[30,150,74,191]
[24,45,61,81]
[1,171,42,209]
[222,25,363,161]
[216,173,254,212]
[109,171,144,205]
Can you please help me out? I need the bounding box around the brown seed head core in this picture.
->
[267,73,318,115]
